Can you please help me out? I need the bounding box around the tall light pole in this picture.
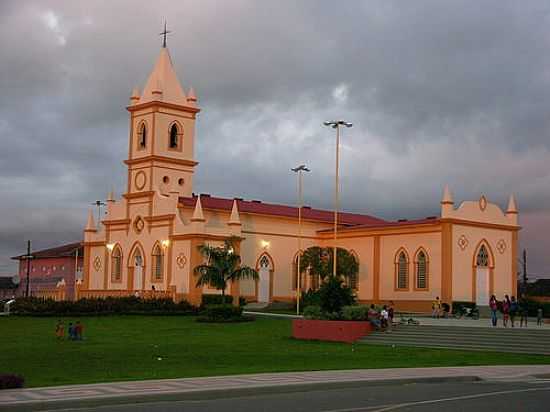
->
[291,164,310,315]
[323,120,352,278]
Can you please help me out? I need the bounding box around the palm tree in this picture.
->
[299,246,358,283]
[194,238,259,305]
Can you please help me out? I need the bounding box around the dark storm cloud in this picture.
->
[1,0,550,274]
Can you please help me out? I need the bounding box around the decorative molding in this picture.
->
[497,239,507,254]
[134,171,147,190]
[93,256,102,271]
[134,216,145,234]
[176,253,187,269]
[458,235,469,251]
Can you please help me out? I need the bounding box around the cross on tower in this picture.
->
[159,21,171,48]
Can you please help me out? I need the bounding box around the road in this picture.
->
[40,380,550,412]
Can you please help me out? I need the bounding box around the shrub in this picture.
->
[200,295,247,308]
[200,304,244,322]
[341,305,369,321]
[11,297,197,316]
[300,289,321,310]
[0,374,24,389]
[201,294,233,307]
[303,305,322,320]
[318,277,355,314]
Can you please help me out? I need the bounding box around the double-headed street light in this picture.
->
[291,164,310,315]
[323,120,353,278]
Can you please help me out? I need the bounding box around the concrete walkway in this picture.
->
[2,365,550,409]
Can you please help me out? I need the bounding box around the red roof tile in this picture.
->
[179,195,387,226]
[317,216,441,233]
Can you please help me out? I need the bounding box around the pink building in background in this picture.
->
[12,242,83,300]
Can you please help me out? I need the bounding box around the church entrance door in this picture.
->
[258,255,271,303]
[476,268,489,306]
[134,252,143,291]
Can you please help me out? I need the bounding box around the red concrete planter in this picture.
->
[292,319,373,343]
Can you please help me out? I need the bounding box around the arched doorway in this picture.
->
[474,242,493,306]
[256,253,274,303]
[128,244,145,292]
[133,249,143,291]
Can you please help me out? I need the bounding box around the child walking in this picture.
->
[55,320,65,340]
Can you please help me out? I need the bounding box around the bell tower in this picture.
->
[125,44,199,197]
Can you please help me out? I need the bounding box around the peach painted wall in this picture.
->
[378,232,442,301]
[328,237,375,301]
[451,224,514,302]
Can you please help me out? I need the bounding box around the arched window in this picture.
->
[396,250,409,290]
[111,246,122,282]
[152,244,164,281]
[259,255,270,268]
[416,250,427,289]
[138,123,147,148]
[348,250,359,290]
[476,245,489,267]
[169,124,179,149]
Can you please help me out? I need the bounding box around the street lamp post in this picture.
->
[323,120,352,278]
[291,164,310,315]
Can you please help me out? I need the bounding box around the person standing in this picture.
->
[489,295,498,327]
[519,296,529,328]
[432,297,441,318]
[538,307,544,326]
[502,295,511,328]
[510,296,518,327]
[388,301,395,330]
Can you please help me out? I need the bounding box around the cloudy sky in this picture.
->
[1,1,550,275]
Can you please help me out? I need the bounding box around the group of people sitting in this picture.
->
[367,302,395,330]
[55,320,84,340]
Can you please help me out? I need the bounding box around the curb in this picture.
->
[0,375,480,412]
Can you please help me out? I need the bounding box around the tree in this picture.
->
[299,246,359,282]
[194,238,259,305]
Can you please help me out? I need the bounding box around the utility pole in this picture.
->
[22,241,34,297]
[517,249,528,297]
[522,249,528,293]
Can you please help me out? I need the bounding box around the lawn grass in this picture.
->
[1,315,549,388]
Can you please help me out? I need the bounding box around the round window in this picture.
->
[178,178,184,186]
[163,176,170,184]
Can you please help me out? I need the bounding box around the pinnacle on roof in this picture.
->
[506,194,518,214]
[140,47,187,106]
[85,209,96,232]
[228,199,241,226]
[441,185,454,204]
[190,196,206,222]
[187,87,197,105]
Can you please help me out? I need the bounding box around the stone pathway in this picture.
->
[2,365,550,407]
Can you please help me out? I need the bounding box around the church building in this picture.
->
[81,44,520,311]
